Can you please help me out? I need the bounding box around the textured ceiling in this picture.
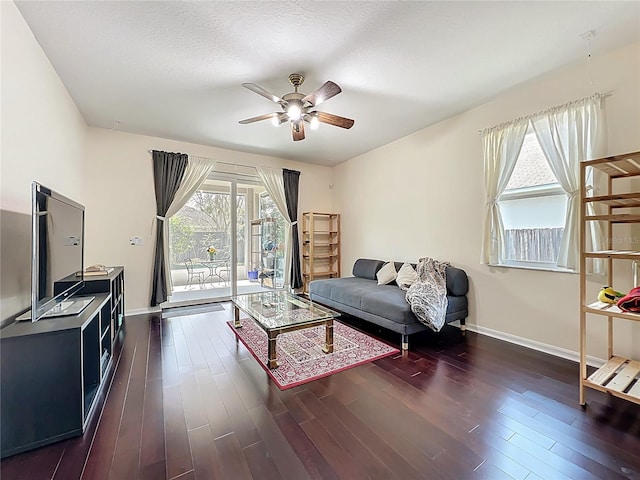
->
[15,1,640,166]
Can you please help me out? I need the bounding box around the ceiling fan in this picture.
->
[239,73,355,141]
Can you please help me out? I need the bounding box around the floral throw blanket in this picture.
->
[405,257,450,332]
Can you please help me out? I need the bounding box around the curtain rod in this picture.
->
[478,91,612,136]
[215,160,257,171]
[147,151,301,175]
[146,150,249,167]
[147,149,214,161]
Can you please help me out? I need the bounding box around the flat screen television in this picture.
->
[30,182,86,322]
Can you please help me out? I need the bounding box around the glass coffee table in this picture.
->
[231,291,340,369]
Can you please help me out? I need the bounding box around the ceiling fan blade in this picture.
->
[275,112,289,125]
[238,113,279,124]
[292,120,305,141]
[242,83,286,105]
[302,81,342,107]
[315,111,355,129]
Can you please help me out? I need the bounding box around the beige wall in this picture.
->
[334,41,640,362]
[3,0,639,362]
[84,128,333,313]
[0,1,88,322]
[0,4,332,320]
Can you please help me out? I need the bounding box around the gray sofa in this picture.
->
[309,258,469,350]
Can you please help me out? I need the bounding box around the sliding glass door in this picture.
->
[167,170,285,304]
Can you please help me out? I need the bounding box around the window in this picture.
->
[482,94,601,272]
[259,193,286,247]
[258,192,287,287]
[498,128,568,270]
[169,188,244,266]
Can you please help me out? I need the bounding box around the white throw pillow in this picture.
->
[396,263,418,290]
[376,262,397,285]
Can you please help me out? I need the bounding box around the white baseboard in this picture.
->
[461,322,605,368]
[125,307,161,316]
[119,311,605,368]
[125,299,228,317]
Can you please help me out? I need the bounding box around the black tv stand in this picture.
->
[43,295,95,318]
[15,296,96,322]
[0,267,125,458]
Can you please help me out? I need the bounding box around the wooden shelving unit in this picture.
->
[302,212,340,293]
[580,151,640,407]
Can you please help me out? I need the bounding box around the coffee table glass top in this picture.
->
[231,291,339,330]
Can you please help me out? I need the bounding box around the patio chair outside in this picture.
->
[184,258,205,286]
[214,250,231,286]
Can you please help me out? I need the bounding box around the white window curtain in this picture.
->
[531,95,602,272]
[481,121,529,265]
[257,166,293,288]
[163,156,215,293]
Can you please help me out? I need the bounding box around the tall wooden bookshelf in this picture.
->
[580,151,640,407]
[302,212,340,293]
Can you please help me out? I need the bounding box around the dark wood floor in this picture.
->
[2,303,640,479]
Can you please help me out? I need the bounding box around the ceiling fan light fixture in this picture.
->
[239,74,354,141]
[287,104,302,121]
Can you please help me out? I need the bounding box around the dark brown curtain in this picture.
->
[150,150,188,306]
[283,169,302,289]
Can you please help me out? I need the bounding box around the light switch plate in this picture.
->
[129,236,144,246]
[64,236,80,246]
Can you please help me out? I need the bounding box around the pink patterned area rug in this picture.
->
[227,318,399,390]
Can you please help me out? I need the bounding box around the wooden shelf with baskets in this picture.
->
[580,150,640,407]
[302,212,340,293]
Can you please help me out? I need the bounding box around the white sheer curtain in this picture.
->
[481,121,529,265]
[257,166,292,288]
[531,95,602,271]
[163,156,215,293]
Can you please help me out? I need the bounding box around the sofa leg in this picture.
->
[401,334,409,351]
[460,319,466,336]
